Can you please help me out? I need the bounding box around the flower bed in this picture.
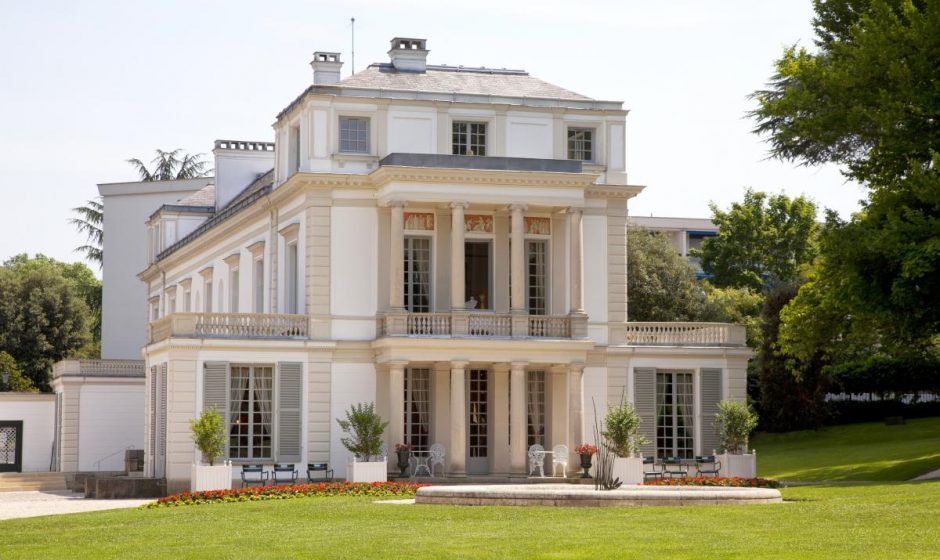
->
[644,476,781,489]
[145,481,429,508]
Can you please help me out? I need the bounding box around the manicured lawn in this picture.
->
[2,482,939,559]
[753,417,940,481]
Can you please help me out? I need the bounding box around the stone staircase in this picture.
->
[0,472,69,493]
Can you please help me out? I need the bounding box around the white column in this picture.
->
[388,362,406,452]
[568,363,584,453]
[389,201,406,310]
[509,361,527,474]
[569,207,584,314]
[449,361,468,475]
[510,204,527,313]
[450,202,468,310]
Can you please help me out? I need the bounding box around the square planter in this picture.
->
[347,460,387,483]
[718,453,757,478]
[611,456,644,486]
[191,462,233,492]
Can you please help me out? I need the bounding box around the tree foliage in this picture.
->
[696,189,819,290]
[127,149,211,182]
[70,198,103,268]
[602,400,647,458]
[336,403,388,461]
[190,407,226,466]
[0,350,38,392]
[0,255,95,390]
[627,228,708,321]
[714,400,759,454]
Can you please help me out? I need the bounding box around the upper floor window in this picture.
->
[452,122,486,156]
[229,267,239,313]
[253,257,264,313]
[404,237,431,313]
[286,241,299,314]
[339,117,369,154]
[567,128,594,161]
[526,240,547,315]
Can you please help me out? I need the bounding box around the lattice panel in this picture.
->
[0,427,16,465]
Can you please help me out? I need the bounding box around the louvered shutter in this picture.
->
[700,368,723,455]
[203,362,230,457]
[149,366,157,475]
[633,367,656,456]
[277,362,303,462]
[156,364,168,478]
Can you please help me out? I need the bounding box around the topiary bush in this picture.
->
[190,407,226,466]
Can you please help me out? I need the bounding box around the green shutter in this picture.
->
[700,368,723,455]
[633,367,656,456]
[277,362,303,462]
[203,362,230,457]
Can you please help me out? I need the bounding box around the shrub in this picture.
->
[144,481,428,508]
[0,351,37,392]
[337,402,388,461]
[190,408,225,466]
[644,476,780,489]
[602,401,647,458]
[714,400,759,454]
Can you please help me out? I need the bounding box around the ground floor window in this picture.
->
[468,369,488,458]
[656,371,694,459]
[404,368,430,451]
[229,365,273,460]
[526,370,545,447]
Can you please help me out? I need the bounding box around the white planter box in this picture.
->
[718,453,757,478]
[191,463,233,492]
[611,457,644,486]
[347,460,387,483]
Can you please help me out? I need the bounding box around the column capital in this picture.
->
[387,360,409,370]
[492,363,510,374]
[450,360,469,370]
[510,361,528,370]
[509,203,528,213]
[387,200,408,208]
[450,201,470,209]
[568,362,585,374]
[567,206,584,215]
[550,363,568,375]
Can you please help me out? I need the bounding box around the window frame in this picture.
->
[286,241,299,314]
[403,235,432,313]
[228,364,274,461]
[338,116,371,154]
[655,370,695,459]
[253,256,265,313]
[566,127,595,162]
[452,121,488,156]
[404,367,431,452]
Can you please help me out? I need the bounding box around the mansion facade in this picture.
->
[133,38,749,492]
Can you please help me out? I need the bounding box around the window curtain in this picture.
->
[527,373,544,447]
[414,243,430,311]
[255,370,273,445]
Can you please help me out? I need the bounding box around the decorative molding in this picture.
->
[524,217,551,235]
[371,166,600,189]
[465,214,493,233]
[223,253,240,266]
[198,266,213,279]
[584,185,644,199]
[404,212,435,231]
[247,240,265,256]
[279,222,301,240]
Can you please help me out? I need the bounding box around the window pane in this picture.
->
[526,371,545,447]
[452,121,486,156]
[404,368,431,451]
[567,128,593,161]
[404,237,431,312]
[340,117,369,153]
[229,365,273,460]
[526,240,546,315]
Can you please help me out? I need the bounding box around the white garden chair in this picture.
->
[551,444,569,478]
[528,444,546,477]
[428,443,446,477]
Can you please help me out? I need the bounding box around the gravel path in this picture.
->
[912,468,940,481]
[0,491,151,521]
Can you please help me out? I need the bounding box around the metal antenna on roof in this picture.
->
[350,17,356,75]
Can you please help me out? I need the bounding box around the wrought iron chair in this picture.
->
[240,464,268,487]
[551,444,569,478]
[662,456,689,479]
[528,444,546,477]
[643,456,664,481]
[306,463,334,482]
[694,455,721,478]
[272,463,298,485]
[428,443,446,477]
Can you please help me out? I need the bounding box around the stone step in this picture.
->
[0,473,68,492]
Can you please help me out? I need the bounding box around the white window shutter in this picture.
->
[633,367,656,457]
[699,368,723,455]
[203,362,230,456]
[277,362,303,462]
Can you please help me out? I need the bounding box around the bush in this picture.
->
[602,401,647,457]
[0,351,37,392]
[714,400,759,454]
[336,402,387,461]
[145,481,428,508]
[190,408,226,466]
[644,476,780,488]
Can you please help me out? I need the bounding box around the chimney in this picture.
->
[310,51,343,85]
[388,37,428,73]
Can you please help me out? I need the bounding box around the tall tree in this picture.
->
[627,228,707,321]
[127,149,210,182]
[70,197,103,268]
[696,189,819,290]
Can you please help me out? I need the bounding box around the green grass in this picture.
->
[2,482,940,559]
[753,417,940,481]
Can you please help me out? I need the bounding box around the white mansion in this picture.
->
[57,38,750,492]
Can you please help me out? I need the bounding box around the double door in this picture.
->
[466,369,491,475]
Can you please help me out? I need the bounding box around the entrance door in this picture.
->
[0,421,23,473]
[464,241,491,310]
[466,369,490,475]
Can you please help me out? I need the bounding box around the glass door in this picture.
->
[466,369,490,475]
[655,371,695,459]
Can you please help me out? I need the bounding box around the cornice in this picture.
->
[370,166,600,189]
[585,184,644,199]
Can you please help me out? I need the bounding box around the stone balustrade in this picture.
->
[622,322,747,346]
[53,359,145,379]
[382,311,582,339]
[148,312,308,343]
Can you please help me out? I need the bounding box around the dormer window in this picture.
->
[452,122,487,156]
[567,128,594,162]
[339,117,370,154]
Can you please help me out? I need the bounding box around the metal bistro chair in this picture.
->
[662,456,689,479]
[528,444,546,477]
[643,456,664,481]
[694,455,722,478]
[240,464,268,487]
[306,463,334,482]
[551,444,569,478]
[272,463,299,485]
[428,443,446,477]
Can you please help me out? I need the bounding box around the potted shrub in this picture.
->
[189,407,232,491]
[602,401,648,485]
[337,402,388,483]
[714,399,759,478]
[394,443,412,477]
[574,443,597,478]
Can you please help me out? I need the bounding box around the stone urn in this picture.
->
[579,453,593,478]
[396,449,411,477]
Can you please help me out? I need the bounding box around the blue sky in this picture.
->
[0,0,865,269]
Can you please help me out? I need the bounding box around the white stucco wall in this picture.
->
[77,383,145,471]
[0,394,55,472]
[330,363,377,478]
[330,206,378,340]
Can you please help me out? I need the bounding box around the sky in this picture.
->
[0,0,867,271]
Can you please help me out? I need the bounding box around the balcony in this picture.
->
[622,322,746,347]
[378,311,582,339]
[148,312,308,344]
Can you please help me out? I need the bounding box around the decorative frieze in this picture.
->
[465,214,493,233]
[524,217,551,235]
[404,212,435,231]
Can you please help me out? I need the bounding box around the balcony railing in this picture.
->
[381,311,582,339]
[148,312,308,343]
[53,359,145,379]
[622,322,746,346]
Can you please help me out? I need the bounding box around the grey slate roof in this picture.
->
[176,184,216,207]
[338,64,592,101]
